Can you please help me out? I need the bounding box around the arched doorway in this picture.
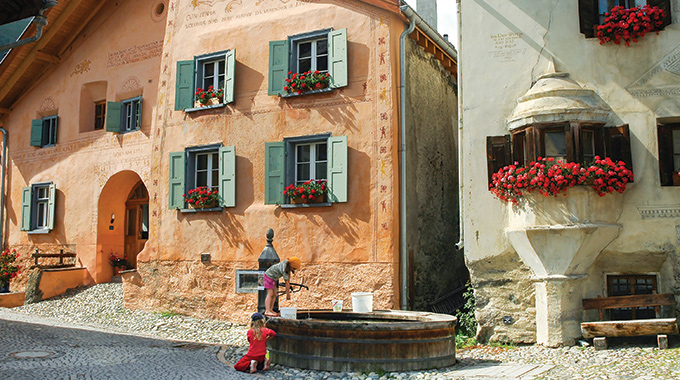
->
[124,182,149,269]
[97,171,148,282]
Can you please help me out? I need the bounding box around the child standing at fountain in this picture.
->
[234,312,276,373]
[263,256,301,317]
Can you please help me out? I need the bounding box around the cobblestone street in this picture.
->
[1,284,680,379]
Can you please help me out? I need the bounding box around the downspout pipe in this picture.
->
[0,1,58,52]
[399,5,416,311]
[0,127,7,250]
[455,0,464,250]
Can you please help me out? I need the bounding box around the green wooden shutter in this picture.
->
[176,60,195,110]
[224,50,236,104]
[105,102,121,133]
[30,119,43,147]
[219,146,236,207]
[578,0,599,38]
[328,28,348,88]
[136,97,143,129]
[20,187,31,231]
[168,152,186,209]
[264,142,285,205]
[268,40,289,96]
[647,0,671,29]
[47,183,56,231]
[327,136,348,203]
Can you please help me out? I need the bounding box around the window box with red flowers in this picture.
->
[281,71,333,98]
[183,186,221,210]
[193,86,224,108]
[596,5,667,46]
[283,179,329,205]
[489,156,634,204]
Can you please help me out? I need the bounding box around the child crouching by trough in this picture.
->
[234,312,276,373]
[263,256,301,317]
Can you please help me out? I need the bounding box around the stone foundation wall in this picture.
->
[467,251,536,343]
[123,260,396,323]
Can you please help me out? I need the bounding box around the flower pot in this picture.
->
[113,266,126,276]
[291,195,325,204]
[188,200,218,209]
[193,97,221,108]
[0,283,9,293]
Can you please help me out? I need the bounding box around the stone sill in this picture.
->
[180,207,223,213]
[27,229,51,235]
[184,103,226,113]
[280,87,333,98]
[280,202,333,209]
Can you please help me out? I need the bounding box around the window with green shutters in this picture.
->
[268,28,348,96]
[30,115,58,148]
[21,182,56,233]
[265,134,347,205]
[175,49,236,111]
[105,96,142,133]
[168,145,236,209]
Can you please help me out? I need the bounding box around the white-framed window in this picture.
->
[21,182,56,233]
[293,34,329,75]
[198,54,226,92]
[295,142,328,184]
[194,150,220,191]
[121,96,142,132]
[235,270,262,293]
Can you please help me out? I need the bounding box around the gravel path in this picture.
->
[5,283,680,379]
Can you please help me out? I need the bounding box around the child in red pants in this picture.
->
[234,312,276,373]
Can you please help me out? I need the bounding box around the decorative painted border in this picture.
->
[637,205,680,219]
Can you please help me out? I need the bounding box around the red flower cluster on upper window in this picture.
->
[490,157,634,204]
[283,179,328,203]
[283,71,331,95]
[194,86,224,106]
[596,5,666,46]
[183,186,220,207]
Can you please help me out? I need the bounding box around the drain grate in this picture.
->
[9,350,59,359]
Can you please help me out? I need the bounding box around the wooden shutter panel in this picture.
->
[30,119,43,147]
[105,102,121,133]
[486,135,512,184]
[647,0,671,29]
[175,60,195,110]
[219,146,236,207]
[268,40,289,96]
[578,0,599,38]
[328,28,348,88]
[264,142,285,205]
[168,152,186,209]
[47,183,56,231]
[605,124,633,173]
[20,187,31,231]
[327,135,348,203]
[136,97,142,129]
[224,49,236,104]
[657,124,674,186]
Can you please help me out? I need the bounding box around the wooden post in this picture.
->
[658,334,668,349]
[34,248,39,267]
[59,249,64,264]
[594,337,607,350]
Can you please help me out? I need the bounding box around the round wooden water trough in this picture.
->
[266,309,457,372]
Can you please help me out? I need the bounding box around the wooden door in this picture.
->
[124,183,149,269]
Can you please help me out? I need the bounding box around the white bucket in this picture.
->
[351,292,373,313]
[280,307,297,319]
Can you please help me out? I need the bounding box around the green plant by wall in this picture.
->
[455,281,478,338]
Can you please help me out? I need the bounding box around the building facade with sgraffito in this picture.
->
[0,0,461,322]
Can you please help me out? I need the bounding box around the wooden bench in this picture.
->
[31,249,77,270]
[581,293,678,350]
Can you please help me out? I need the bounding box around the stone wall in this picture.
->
[404,39,464,311]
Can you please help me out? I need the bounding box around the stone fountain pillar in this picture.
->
[506,187,622,346]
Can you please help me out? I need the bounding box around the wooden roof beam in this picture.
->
[36,51,60,64]
[57,0,109,56]
[0,0,82,102]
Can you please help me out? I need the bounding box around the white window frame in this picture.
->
[42,115,57,147]
[121,96,142,132]
[235,270,261,293]
[194,151,219,191]
[289,28,331,75]
[294,141,328,184]
[32,183,51,231]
